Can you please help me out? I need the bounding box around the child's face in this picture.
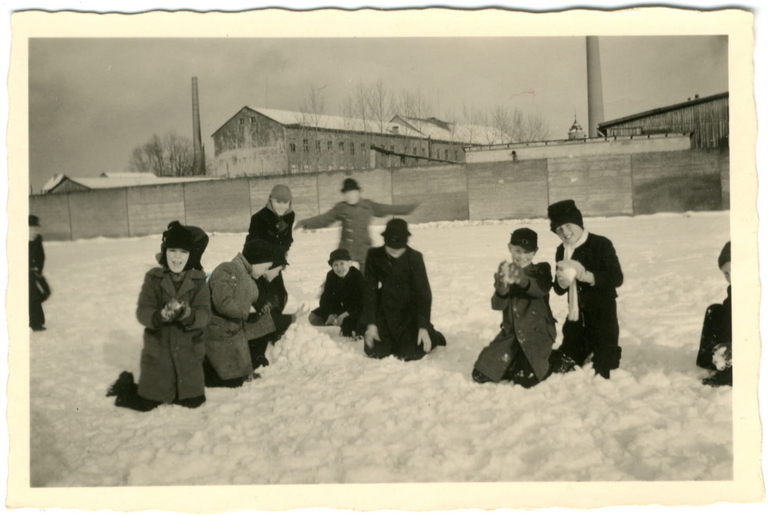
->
[271,199,290,215]
[720,262,731,284]
[332,260,350,278]
[555,223,583,245]
[250,262,273,279]
[343,190,361,205]
[264,265,284,282]
[508,244,536,269]
[166,248,190,273]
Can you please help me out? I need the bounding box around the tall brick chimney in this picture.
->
[586,36,605,138]
[191,77,206,175]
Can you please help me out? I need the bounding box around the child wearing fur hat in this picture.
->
[472,228,567,388]
[548,199,624,379]
[362,218,446,361]
[697,241,732,387]
[108,222,212,411]
[308,248,366,338]
[155,221,209,272]
[294,178,419,273]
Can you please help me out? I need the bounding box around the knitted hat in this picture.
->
[382,218,411,249]
[510,228,538,251]
[548,199,584,233]
[341,178,361,192]
[718,241,731,269]
[270,184,292,203]
[162,221,194,252]
[328,248,352,266]
[29,215,41,227]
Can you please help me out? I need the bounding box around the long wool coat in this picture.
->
[206,254,265,380]
[136,268,211,403]
[553,233,623,310]
[479,262,557,381]
[362,246,433,359]
[245,204,295,251]
[299,199,417,263]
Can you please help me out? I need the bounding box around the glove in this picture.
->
[326,314,338,326]
[160,299,183,322]
[179,301,192,321]
[506,262,523,285]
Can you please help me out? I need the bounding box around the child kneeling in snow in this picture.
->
[308,248,365,338]
[472,228,570,388]
[697,241,732,387]
[362,218,446,361]
[107,222,211,411]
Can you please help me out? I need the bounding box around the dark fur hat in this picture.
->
[548,199,584,233]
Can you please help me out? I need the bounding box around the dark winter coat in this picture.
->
[476,263,557,381]
[206,254,263,380]
[245,204,295,252]
[29,235,45,272]
[362,246,438,360]
[553,232,623,310]
[136,268,211,403]
[697,286,732,370]
[298,199,418,263]
[314,267,365,321]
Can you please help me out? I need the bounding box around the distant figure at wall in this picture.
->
[29,215,50,331]
[294,178,419,273]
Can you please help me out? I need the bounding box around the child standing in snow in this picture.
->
[472,228,565,388]
[362,218,446,361]
[697,241,732,387]
[308,248,365,338]
[294,178,419,273]
[548,199,624,379]
[29,215,50,331]
[108,222,211,411]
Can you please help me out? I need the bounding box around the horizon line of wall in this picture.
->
[30,147,729,242]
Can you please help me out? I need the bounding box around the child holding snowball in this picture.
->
[548,199,624,379]
[472,228,562,388]
[697,241,732,387]
[108,222,211,411]
[308,248,365,338]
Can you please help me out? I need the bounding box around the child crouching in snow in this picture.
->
[108,222,211,411]
[308,248,365,338]
[697,241,732,387]
[472,228,570,388]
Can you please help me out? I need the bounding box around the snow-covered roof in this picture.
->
[392,115,511,146]
[251,107,396,135]
[99,171,159,179]
[41,173,216,193]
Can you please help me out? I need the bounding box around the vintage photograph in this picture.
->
[6,7,762,512]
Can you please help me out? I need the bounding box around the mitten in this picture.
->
[160,299,183,322]
[494,262,510,295]
[179,301,192,321]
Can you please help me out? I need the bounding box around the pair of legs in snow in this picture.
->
[364,319,446,362]
[107,371,206,412]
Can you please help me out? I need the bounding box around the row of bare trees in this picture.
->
[128,132,211,177]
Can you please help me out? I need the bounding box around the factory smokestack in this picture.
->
[191,77,206,175]
[586,36,605,138]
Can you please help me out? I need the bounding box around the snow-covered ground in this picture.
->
[29,211,732,486]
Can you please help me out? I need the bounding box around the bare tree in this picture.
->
[128,131,197,177]
[367,79,393,135]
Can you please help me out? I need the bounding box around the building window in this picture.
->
[454,150,459,160]
[361,143,366,153]
[250,117,256,123]
[316,141,321,152]
[327,141,332,151]
[339,142,345,153]
[239,118,245,125]
[444,150,448,159]
[390,145,395,152]
[291,164,297,172]
[422,147,426,156]
[290,143,296,153]
[413,147,417,155]
[351,143,355,156]
[303,139,309,153]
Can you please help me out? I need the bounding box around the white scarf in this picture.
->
[564,230,589,321]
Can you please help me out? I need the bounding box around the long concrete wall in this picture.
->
[29,148,729,241]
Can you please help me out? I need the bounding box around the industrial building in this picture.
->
[598,92,729,149]
[210,107,505,178]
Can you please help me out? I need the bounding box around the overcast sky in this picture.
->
[28,36,728,192]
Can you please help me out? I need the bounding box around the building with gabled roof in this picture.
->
[41,172,215,194]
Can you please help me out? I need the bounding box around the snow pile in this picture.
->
[29,212,732,486]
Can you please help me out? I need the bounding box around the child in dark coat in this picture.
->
[697,241,732,387]
[29,215,50,331]
[294,178,418,273]
[309,248,365,337]
[548,200,624,379]
[362,218,446,361]
[108,222,212,411]
[245,184,295,308]
[472,228,566,388]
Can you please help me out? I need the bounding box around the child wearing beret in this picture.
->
[309,248,366,338]
[472,228,564,388]
[697,241,732,387]
[548,199,624,379]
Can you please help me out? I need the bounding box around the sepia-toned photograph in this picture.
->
[5,6,762,512]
